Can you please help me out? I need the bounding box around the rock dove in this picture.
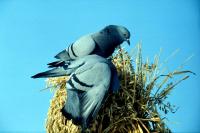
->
[48,25,130,68]
[32,55,120,131]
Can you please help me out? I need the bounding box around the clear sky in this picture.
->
[0,0,199,132]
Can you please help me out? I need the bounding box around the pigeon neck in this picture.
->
[91,40,107,57]
[92,32,119,57]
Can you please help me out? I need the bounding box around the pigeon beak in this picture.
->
[126,39,130,45]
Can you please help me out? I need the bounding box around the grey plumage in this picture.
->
[48,25,130,68]
[31,25,129,131]
[32,55,120,130]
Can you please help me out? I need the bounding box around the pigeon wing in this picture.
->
[63,61,111,128]
[55,35,96,61]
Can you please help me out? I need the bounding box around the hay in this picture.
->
[45,44,193,133]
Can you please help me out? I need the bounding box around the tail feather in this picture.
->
[31,67,66,78]
[47,61,66,68]
[55,49,70,60]
[47,61,61,66]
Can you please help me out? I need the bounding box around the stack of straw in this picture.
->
[45,44,193,133]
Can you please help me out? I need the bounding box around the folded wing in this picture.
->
[62,61,111,129]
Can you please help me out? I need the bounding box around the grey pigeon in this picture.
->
[48,25,130,68]
[32,55,120,131]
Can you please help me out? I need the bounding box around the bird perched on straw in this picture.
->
[32,55,120,132]
[32,25,131,132]
[47,25,130,68]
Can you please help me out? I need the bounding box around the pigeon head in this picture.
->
[118,26,130,45]
[91,25,131,57]
[104,25,131,45]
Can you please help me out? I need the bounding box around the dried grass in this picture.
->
[45,43,193,133]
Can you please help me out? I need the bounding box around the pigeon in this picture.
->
[48,25,130,68]
[32,55,120,131]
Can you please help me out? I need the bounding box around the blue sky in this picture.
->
[0,0,199,132]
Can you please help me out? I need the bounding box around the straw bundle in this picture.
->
[45,44,193,133]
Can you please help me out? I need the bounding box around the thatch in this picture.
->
[45,44,193,133]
